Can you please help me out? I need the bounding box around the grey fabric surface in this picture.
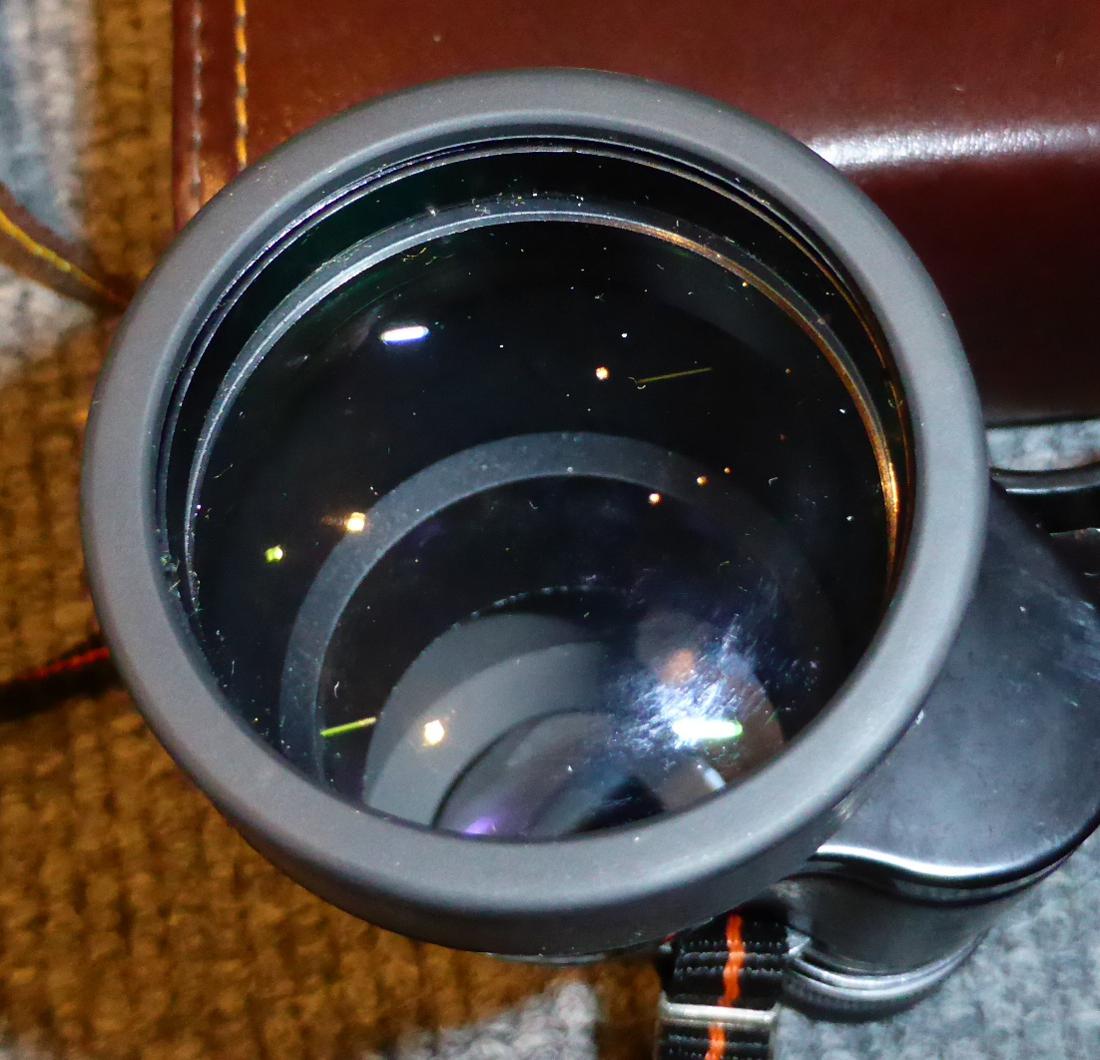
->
[989,421,1100,472]
[2,3,1098,1056]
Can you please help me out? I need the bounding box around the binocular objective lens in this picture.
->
[184,210,893,838]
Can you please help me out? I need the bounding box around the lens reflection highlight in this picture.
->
[379,324,430,345]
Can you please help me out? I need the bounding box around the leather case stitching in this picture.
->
[234,0,248,170]
[190,0,204,213]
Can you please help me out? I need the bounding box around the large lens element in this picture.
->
[280,433,830,836]
[166,148,904,840]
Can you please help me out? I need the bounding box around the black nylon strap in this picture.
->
[658,1026,771,1060]
[656,911,788,1060]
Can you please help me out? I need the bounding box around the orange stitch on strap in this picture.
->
[705,1023,726,1060]
[721,914,746,1005]
[704,915,746,1060]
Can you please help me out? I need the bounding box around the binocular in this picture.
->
[82,71,1100,1022]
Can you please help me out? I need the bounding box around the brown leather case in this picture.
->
[172,0,1100,424]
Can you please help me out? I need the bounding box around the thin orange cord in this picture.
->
[0,202,129,309]
[15,644,111,683]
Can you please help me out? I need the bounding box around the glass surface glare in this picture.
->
[171,160,900,840]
